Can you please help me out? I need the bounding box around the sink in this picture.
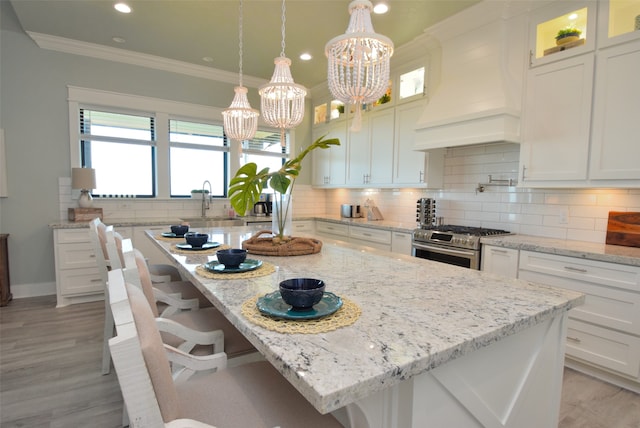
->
[180,217,245,228]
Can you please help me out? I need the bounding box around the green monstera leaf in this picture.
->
[228,135,340,216]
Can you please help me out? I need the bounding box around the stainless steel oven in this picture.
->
[412,225,510,270]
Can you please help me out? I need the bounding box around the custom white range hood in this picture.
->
[414,1,528,150]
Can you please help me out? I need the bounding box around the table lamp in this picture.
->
[71,167,96,208]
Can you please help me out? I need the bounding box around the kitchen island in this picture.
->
[146,226,584,428]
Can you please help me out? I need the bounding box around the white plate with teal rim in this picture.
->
[256,291,343,320]
[175,242,221,251]
[204,259,262,273]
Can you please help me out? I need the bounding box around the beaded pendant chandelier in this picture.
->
[222,0,259,142]
[325,0,394,131]
[259,0,306,146]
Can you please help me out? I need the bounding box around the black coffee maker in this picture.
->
[264,193,273,216]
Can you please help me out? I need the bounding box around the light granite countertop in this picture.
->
[481,234,640,267]
[146,226,584,414]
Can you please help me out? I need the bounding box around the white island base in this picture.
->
[342,314,567,428]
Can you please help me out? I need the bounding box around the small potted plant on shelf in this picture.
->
[190,189,210,198]
[555,27,582,45]
[228,135,340,250]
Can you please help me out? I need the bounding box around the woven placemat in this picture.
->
[155,234,184,242]
[171,243,230,255]
[195,261,276,279]
[241,294,361,334]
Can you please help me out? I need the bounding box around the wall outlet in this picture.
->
[559,208,569,224]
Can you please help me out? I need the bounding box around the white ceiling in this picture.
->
[9,0,479,89]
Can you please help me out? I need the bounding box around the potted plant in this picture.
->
[228,135,340,243]
[555,27,582,45]
[190,189,210,198]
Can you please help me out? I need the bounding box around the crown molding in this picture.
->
[26,32,267,89]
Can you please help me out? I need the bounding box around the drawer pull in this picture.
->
[566,336,581,343]
[490,249,508,254]
[564,266,587,273]
[89,254,96,258]
[363,233,371,237]
[90,279,103,283]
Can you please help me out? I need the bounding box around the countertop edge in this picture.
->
[481,235,640,267]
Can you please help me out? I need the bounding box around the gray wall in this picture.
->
[0,1,313,295]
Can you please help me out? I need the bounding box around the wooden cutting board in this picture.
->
[605,211,640,248]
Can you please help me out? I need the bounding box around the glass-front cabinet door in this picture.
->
[529,1,597,67]
[599,0,640,47]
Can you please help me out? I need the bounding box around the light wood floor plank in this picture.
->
[1,296,638,428]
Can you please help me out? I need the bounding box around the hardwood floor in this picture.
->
[1,296,638,428]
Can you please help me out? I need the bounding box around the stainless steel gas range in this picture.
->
[412,225,511,270]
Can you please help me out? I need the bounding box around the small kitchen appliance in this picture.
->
[416,198,436,227]
[341,204,363,218]
[412,224,510,270]
[253,201,269,216]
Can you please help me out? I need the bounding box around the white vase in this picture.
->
[272,191,292,239]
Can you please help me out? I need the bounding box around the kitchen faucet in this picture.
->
[201,180,212,217]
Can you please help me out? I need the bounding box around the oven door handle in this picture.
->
[412,242,476,257]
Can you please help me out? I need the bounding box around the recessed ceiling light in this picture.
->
[202,56,214,63]
[112,36,126,43]
[373,3,388,14]
[568,13,578,20]
[114,3,131,13]
[299,53,312,61]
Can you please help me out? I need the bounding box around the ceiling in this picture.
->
[9,0,478,89]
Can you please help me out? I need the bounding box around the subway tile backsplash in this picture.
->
[326,143,640,244]
[60,142,639,244]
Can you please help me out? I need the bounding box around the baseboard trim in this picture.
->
[9,281,56,299]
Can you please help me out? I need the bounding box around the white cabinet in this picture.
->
[588,40,640,180]
[349,225,391,251]
[292,220,315,235]
[394,101,444,187]
[518,250,640,390]
[521,0,640,187]
[313,100,443,189]
[133,225,171,266]
[312,121,347,187]
[481,245,519,278]
[346,109,395,186]
[315,221,349,240]
[520,54,594,183]
[391,231,412,255]
[315,220,393,252]
[53,228,103,307]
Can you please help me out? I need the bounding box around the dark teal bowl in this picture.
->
[185,232,208,248]
[170,224,189,236]
[279,278,325,310]
[216,248,247,268]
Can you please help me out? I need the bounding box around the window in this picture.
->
[80,109,156,197]
[69,87,292,200]
[240,129,287,194]
[169,120,227,197]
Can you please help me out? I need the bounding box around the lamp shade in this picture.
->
[71,168,96,190]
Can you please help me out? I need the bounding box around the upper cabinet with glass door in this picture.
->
[529,2,597,68]
[598,0,640,48]
[398,66,425,103]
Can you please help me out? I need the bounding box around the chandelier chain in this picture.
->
[238,0,244,87]
[280,0,286,57]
